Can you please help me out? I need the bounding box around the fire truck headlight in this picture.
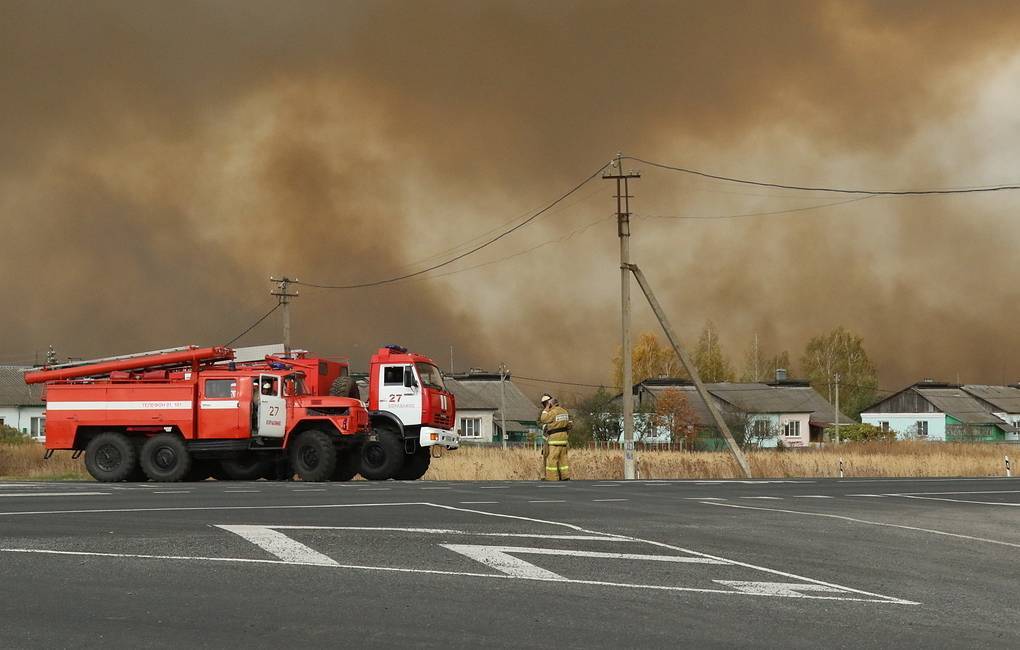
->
[430,432,439,441]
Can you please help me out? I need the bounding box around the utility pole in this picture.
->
[450,345,455,375]
[834,372,841,445]
[46,345,57,366]
[604,153,640,480]
[269,276,299,355]
[498,362,509,450]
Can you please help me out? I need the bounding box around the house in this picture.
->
[0,366,46,440]
[860,381,1017,441]
[609,378,851,448]
[446,370,540,443]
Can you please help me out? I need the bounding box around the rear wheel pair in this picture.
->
[359,425,430,481]
[85,432,193,482]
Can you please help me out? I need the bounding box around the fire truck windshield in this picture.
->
[415,363,446,390]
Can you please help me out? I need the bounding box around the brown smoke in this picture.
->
[3,1,1020,394]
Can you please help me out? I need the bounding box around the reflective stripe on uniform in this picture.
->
[547,440,568,446]
[545,466,561,471]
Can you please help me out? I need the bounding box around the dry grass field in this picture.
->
[2,440,1014,481]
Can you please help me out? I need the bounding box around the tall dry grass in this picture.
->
[1,440,1014,481]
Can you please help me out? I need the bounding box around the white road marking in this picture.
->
[694,480,813,484]
[701,501,1020,549]
[359,488,391,491]
[153,491,191,495]
[460,501,499,505]
[0,502,915,604]
[0,492,110,498]
[892,495,1020,507]
[890,490,1020,496]
[592,484,619,487]
[792,495,833,499]
[224,490,260,493]
[528,500,565,503]
[0,546,911,601]
[688,497,726,501]
[847,494,885,497]
[478,486,509,489]
[715,581,852,598]
[739,496,782,500]
[420,487,451,490]
[217,525,340,566]
[292,489,326,492]
[592,499,628,502]
[268,526,627,541]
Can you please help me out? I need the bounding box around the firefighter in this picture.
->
[539,393,572,481]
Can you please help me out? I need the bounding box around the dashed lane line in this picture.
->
[739,497,782,500]
[792,495,833,499]
[592,499,628,502]
[528,500,566,503]
[846,494,885,498]
[292,489,326,493]
[223,490,261,494]
[359,488,391,492]
[688,497,726,501]
[153,491,191,495]
[459,501,499,505]
[891,495,1020,507]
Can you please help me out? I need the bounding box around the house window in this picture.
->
[0,417,4,427]
[879,421,890,433]
[782,420,800,437]
[916,420,929,437]
[753,420,770,436]
[460,417,482,438]
[30,416,45,440]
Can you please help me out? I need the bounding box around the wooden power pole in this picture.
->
[270,276,299,355]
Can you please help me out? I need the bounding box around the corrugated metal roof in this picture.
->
[444,378,497,411]
[915,388,1005,425]
[961,385,1020,413]
[0,366,43,407]
[634,382,851,425]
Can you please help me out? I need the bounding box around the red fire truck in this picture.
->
[24,344,458,483]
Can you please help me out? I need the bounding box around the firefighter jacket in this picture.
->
[540,405,572,435]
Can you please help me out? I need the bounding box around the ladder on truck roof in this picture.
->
[23,346,235,385]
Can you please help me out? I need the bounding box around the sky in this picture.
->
[4,0,1020,399]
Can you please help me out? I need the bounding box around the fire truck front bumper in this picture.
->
[420,426,459,449]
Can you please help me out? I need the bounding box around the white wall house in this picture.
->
[0,366,46,441]
[455,407,499,444]
[859,412,948,440]
[860,383,1014,442]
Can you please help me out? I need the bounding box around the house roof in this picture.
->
[628,380,851,425]
[961,385,1020,413]
[444,378,498,411]
[915,388,1008,426]
[449,374,539,423]
[0,366,44,407]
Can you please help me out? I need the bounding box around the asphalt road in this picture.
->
[0,477,1017,649]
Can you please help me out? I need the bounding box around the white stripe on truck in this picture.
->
[46,401,193,411]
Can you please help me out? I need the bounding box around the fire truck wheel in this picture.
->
[289,430,338,482]
[220,457,275,481]
[394,447,431,481]
[84,432,139,482]
[359,427,404,480]
[140,434,193,482]
[332,448,360,481]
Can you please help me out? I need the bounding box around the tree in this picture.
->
[612,332,683,387]
[800,326,878,418]
[722,412,779,450]
[740,334,792,382]
[693,320,734,383]
[571,386,620,445]
[649,388,699,448]
[829,423,895,442]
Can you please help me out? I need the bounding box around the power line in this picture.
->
[627,156,1020,196]
[224,303,280,347]
[295,161,612,290]
[635,195,873,220]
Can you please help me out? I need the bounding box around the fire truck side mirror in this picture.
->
[403,367,417,389]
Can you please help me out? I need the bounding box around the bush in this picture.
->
[830,423,895,442]
[0,424,32,445]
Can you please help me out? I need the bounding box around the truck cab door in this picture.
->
[257,374,286,438]
[377,364,421,426]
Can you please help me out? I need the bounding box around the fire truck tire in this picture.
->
[394,447,431,481]
[220,457,275,481]
[84,432,139,482]
[140,434,193,482]
[332,448,360,481]
[359,427,403,480]
[289,430,337,482]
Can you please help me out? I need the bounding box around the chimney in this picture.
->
[775,368,787,382]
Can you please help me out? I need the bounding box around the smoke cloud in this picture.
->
[4,1,1020,396]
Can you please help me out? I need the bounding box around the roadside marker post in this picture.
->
[1006,456,1012,478]
[839,458,845,479]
